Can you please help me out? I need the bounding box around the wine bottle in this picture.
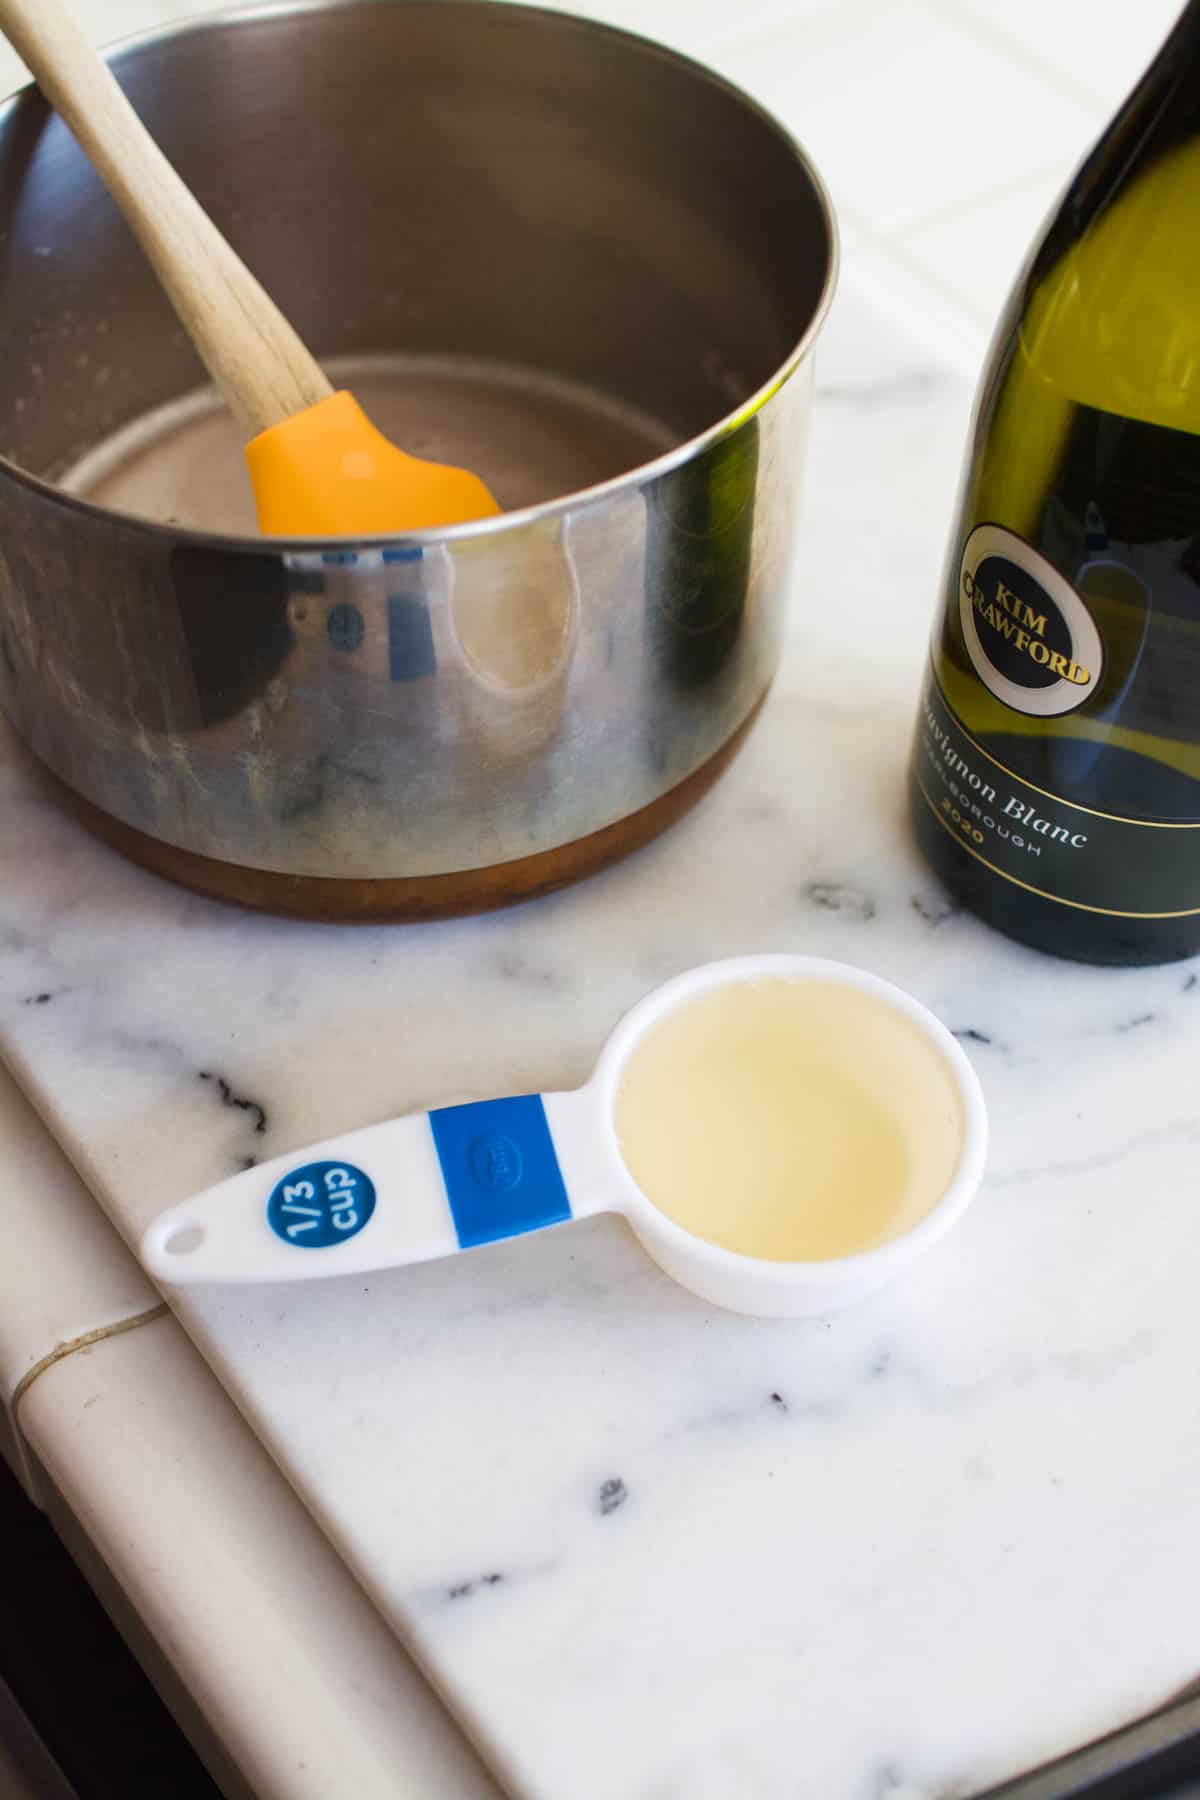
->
[909,1,1200,964]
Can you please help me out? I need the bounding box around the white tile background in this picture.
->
[705,0,1184,370]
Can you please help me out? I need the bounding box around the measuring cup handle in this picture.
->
[140,1092,591,1286]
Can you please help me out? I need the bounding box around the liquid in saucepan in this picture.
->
[59,356,676,530]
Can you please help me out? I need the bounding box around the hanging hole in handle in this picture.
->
[163,1224,206,1256]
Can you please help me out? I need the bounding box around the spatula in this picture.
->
[0,0,502,534]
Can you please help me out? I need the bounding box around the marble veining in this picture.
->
[2,281,1200,1799]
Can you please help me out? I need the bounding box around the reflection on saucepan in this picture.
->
[171,545,292,729]
[447,518,579,760]
[644,420,760,687]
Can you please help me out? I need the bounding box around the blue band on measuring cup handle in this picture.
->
[429,1095,571,1249]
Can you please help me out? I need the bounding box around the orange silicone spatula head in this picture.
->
[245,391,501,535]
[1,0,502,537]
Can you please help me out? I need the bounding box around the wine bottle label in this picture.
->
[959,524,1104,715]
[913,672,1200,918]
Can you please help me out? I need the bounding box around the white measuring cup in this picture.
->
[140,955,987,1317]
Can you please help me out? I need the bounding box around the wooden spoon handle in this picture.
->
[0,0,333,436]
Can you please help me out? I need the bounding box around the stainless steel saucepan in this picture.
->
[0,0,836,918]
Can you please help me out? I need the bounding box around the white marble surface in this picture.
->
[3,264,1200,1797]
[0,1069,158,1498]
[19,1313,503,1800]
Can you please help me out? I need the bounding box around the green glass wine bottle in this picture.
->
[910,1,1200,964]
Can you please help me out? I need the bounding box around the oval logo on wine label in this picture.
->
[959,524,1103,716]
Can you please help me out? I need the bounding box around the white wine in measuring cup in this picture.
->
[614,976,966,1262]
